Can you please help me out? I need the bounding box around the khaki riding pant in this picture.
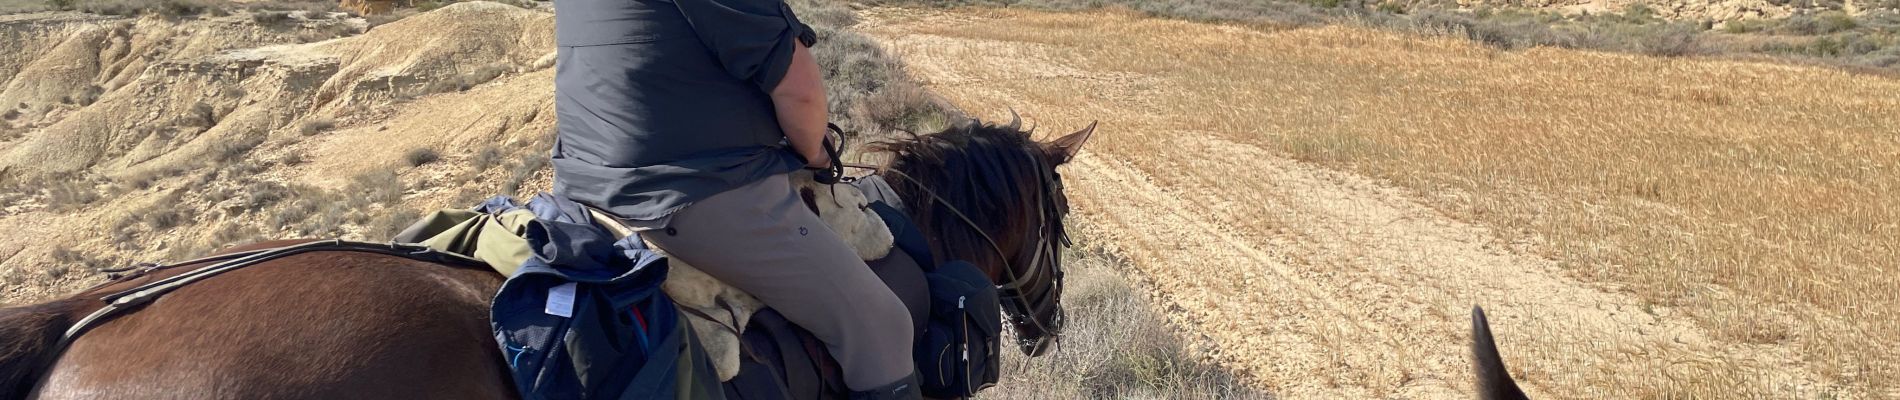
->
[637,174,915,391]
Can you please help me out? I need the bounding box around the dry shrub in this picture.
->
[366,207,422,241]
[421,63,514,94]
[46,179,100,210]
[986,232,1265,399]
[212,134,266,164]
[300,118,336,136]
[7,0,58,13]
[58,0,233,19]
[239,181,292,212]
[347,170,404,206]
[210,222,266,248]
[404,147,441,167]
[1776,11,1861,35]
[251,9,291,24]
[791,0,958,141]
[470,145,505,172]
[501,154,548,195]
[143,208,191,230]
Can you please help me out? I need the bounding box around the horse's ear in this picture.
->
[1045,121,1096,165]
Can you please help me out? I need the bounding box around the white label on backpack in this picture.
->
[545,283,577,318]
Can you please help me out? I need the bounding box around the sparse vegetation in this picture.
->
[419,63,515,95]
[790,0,958,142]
[250,9,290,24]
[876,0,1900,72]
[349,170,405,206]
[403,147,440,167]
[988,229,1263,399]
[51,0,215,16]
[300,118,336,136]
[469,145,504,172]
[142,209,189,230]
[46,179,101,210]
[58,85,104,106]
[188,101,217,127]
[500,153,546,195]
[239,180,292,212]
[212,134,266,163]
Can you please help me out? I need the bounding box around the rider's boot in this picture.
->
[848,372,921,400]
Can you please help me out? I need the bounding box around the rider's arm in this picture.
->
[773,43,829,169]
[670,0,826,167]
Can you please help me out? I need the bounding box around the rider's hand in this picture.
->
[802,146,831,170]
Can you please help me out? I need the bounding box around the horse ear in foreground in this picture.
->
[1472,306,1530,400]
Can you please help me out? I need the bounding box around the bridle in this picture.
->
[842,154,1068,356]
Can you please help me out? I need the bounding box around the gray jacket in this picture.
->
[550,0,814,224]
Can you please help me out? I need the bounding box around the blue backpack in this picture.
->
[479,195,721,400]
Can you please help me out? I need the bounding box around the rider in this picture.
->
[548,0,919,398]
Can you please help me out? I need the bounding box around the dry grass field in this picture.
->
[863,7,1899,398]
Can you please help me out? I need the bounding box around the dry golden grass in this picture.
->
[865,7,1900,398]
[986,220,1269,399]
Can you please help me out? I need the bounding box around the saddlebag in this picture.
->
[915,260,1002,398]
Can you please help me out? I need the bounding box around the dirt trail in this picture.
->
[860,8,1845,398]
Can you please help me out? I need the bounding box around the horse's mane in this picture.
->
[871,120,1061,265]
[0,299,83,399]
[869,119,1067,352]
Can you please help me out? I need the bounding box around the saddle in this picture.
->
[586,171,897,381]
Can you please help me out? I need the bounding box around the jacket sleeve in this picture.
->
[671,0,817,93]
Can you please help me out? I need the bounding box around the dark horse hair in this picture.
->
[0,300,82,399]
[1473,306,1530,400]
[871,118,1078,356]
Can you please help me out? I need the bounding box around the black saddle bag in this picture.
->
[914,260,1002,398]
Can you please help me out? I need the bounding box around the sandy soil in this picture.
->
[859,7,1864,398]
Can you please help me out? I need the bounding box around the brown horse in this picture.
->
[0,119,1095,399]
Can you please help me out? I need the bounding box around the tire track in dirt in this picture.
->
[860,8,1841,398]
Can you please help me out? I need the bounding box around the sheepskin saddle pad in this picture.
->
[586,171,895,381]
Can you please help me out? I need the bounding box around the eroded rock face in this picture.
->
[0,3,552,180]
[0,3,561,303]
